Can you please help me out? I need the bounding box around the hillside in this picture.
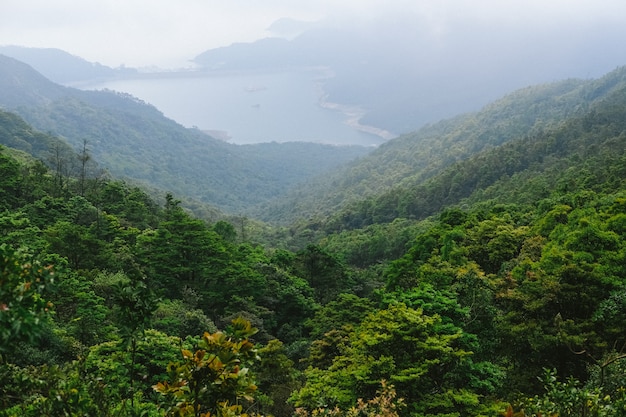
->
[0,54,370,214]
[0,110,76,161]
[256,67,626,226]
[0,45,137,85]
[3,64,626,414]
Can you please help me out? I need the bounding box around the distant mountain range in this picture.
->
[193,15,626,135]
[4,11,626,139]
[0,46,137,85]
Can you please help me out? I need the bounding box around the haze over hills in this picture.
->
[3,43,626,229]
[193,13,626,135]
[3,50,626,229]
[5,7,626,145]
[253,66,626,225]
[0,46,137,85]
[0,54,370,214]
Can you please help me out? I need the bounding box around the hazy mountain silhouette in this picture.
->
[194,13,626,136]
[0,46,136,85]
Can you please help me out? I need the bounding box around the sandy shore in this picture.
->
[318,96,397,141]
[313,73,396,142]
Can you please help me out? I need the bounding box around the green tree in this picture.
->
[293,303,490,416]
[0,211,47,255]
[520,369,622,417]
[113,276,159,408]
[305,293,374,339]
[495,202,626,391]
[255,339,301,417]
[0,148,23,211]
[154,317,260,417]
[51,271,112,346]
[137,194,226,299]
[152,298,218,339]
[213,220,237,243]
[44,220,103,270]
[466,214,528,275]
[85,329,182,405]
[294,244,354,304]
[0,244,55,354]
[0,359,112,416]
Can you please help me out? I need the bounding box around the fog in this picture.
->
[2,1,626,68]
[189,6,626,133]
[3,1,626,137]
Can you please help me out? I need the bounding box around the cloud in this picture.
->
[0,0,297,66]
[1,0,626,68]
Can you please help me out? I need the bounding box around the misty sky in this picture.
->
[2,0,626,69]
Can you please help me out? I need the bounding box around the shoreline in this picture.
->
[74,66,398,143]
[312,72,396,142]
[318,96,397,141]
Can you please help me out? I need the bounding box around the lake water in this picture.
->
[80,69,389,146]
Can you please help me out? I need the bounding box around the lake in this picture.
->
[80,69,391,146]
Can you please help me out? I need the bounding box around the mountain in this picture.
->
[4,43,626,416]
[255,66,626,226]
[0,53,71,106]
[0,55,370,214]
[0,109,76,161]
[194,14,626,136]
[5,56,626,417]
[271,64,626,266]
[0,46,137,85]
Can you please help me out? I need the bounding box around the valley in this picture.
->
[2,48,626,416]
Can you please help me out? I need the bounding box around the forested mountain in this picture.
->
[257,67,626,225]
[3,80,626,415]
[3,59,626,416]
[0,110,76,161]
[0,54,370,214]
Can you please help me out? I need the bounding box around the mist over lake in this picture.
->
[81,69,388,146]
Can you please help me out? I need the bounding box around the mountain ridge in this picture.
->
[253,66,626,225]
[193,15,626,135]
[0,46,137,85]
[0,55,370,214]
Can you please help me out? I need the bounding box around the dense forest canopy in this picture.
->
[2,63,626,416]
[254,67,626,225]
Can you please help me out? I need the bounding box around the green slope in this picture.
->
[0,54,369,214]
[0,110,75,160]
[302,71,626,273]
[256,67,626,225]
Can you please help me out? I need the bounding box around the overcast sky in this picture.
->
[2,0,626,69]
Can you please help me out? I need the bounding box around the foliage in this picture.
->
[4,62,626,416]
[154,317,259,417]
[292,303,496,416]
[293,244,355,304]
[254,339,301,417]
[0,359,111,416]
[294,380,404,417]
[517,368,626,417]
[152,299,218,339]
[305,293,374,339]
[85,329,183,403]
[0,244,55,353]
